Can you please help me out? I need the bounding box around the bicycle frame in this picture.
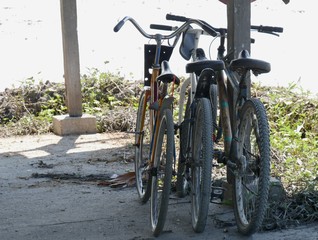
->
[138,39,170,167]
[216,32,256,171]
[177,26,258,168]
[140,41,184,177]
[115,16,189,235]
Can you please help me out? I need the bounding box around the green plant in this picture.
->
[0,69,142,136]
[254,83,318,192]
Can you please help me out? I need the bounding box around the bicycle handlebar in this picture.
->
[150,24,178,31]
[166,13,189,22]
[251,25,283,34]
[113,15,219,40]
[113,18,126,32]
[166,13,222,36]
[113,16,153,39]
[166,13,284,36]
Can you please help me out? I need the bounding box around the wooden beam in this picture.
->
[60,0,82,117]
[226,0,251,60]
[219,0,255,4]
[226,0,251,97]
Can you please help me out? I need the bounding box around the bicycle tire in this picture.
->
[191,97,213,233]
[176,93,191,198]
[135,91,151,203]
[151,108,174,237]
[233,98,271,235]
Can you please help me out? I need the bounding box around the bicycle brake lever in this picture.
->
[262,31,280,37]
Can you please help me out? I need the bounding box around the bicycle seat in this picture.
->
[230,50,271,76]
[157,60,180,85]
[186,48,224,76]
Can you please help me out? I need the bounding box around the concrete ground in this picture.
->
[0,133,317,240]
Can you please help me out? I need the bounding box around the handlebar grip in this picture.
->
[114,19,126,32]
[150,24,177,31]
[166,13,188,22]
[252,25,284,33]
[269,26,284,33]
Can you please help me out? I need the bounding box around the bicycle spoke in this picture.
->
[241,176,259,197]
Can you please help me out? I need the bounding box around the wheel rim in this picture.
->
[135,132,150,198]
[151,173,159,228]
[191,111,204,224]
[192,165,202,223]
[151,115,167,231]
[135,94,151,199]
[135,145,149,197]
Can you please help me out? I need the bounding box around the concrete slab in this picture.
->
[53,114,96,135]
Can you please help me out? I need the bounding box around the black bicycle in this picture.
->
[167,13,283,235]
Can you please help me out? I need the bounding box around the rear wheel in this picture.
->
[151,109,174,237]
[191,98,213,233]
[135,91,151,203]
[233,98,270,235]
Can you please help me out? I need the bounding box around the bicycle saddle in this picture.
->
[157,60,180,85]
[230,50,271,76]
[186,48,224,76]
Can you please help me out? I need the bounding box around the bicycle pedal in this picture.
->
[210,186,225,203]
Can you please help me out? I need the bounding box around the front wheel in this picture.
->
[151,109,174,237]
[191,97,213,233]
[233,98,271,235]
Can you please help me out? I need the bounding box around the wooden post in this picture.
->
[226,0,251,97]
[54,0,96,135]
[60,0,82,117]
[226,0,251,61]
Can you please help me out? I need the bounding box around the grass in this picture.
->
[253,82,318,192]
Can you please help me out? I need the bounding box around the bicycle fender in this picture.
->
[195,68,216,99]
[160,96,174,119]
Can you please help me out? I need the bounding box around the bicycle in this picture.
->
[167,19,225,232]
[166,13,283,235]
[113,16,219,236]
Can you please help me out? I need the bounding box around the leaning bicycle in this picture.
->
[114,16,219,236]
[114,16,180,236]
[167,16,224,232]
[167,13,283,235]
[216,25,283,236]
